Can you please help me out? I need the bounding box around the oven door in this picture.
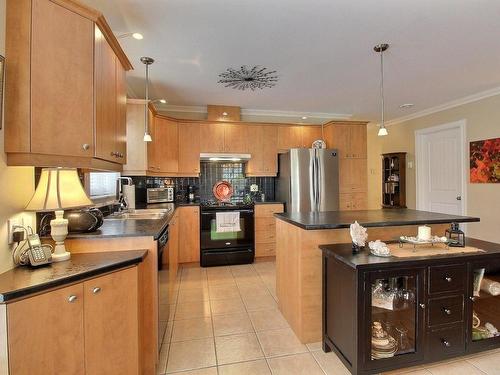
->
[200,209,254,250]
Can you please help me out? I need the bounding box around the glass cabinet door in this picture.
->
[366,269,424,368]
[470,261,500,347]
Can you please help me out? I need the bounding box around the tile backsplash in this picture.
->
[126,162,275,204]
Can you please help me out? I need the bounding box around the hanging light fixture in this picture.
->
[374,43,389,136]
[141,56,155,142]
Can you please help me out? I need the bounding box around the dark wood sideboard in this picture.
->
[320,238,500,375]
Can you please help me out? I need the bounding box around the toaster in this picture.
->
[147,187,174,203]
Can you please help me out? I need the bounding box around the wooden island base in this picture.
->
[275,219,449,343]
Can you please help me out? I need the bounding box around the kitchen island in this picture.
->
[274,209,480,343]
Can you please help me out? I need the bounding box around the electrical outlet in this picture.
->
[8,218,22,245]
[408,161,413,169]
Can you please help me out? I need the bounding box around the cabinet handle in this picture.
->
[111,151,117,157]
[441,339,451,347]
[443,308,452,315]
[469,296,475,301]
[444,276,452,283]
[68,295,78,303]
[82,143,90,151]
[419,303,426,309]
[92,287,101,294]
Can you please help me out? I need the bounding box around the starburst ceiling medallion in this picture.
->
[218,65,278,91]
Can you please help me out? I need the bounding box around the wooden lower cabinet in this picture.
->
[168,211,180,300]
[255,204,283,257]
[340,193,367,211]
[178,206,201,263]
[6,267,139,375]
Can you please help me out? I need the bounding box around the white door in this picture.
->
[416,121,466,215]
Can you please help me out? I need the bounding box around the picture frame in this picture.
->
[0,55,4,130]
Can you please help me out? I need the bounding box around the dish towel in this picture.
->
[216,212,241,233]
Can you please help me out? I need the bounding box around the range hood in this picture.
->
[200,153,251,162]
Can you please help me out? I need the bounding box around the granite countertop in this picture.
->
[319,238,500,270]
[0,250,147,302]
[275,209,480,230]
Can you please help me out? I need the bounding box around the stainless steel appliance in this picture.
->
[277,148,339,212]
[147,187,174,203]
[200,203,255,267]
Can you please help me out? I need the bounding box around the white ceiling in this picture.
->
[83,0,500,122]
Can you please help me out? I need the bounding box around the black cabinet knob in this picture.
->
[444,276,452,282]
[443,308,452,315]
[441,339,451,347]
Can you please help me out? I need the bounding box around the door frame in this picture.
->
[415,119,467,216]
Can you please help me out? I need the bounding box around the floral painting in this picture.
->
[470,137,500,183]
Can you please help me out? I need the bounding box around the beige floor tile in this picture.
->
[160,303,171,321]
[175,301,211,320]
[166,338,216,373]
[180,279,209,290]
[257,328,308,357]
[267,353,324,375]
[210,297,246,315]
[169,304,176,321]
[383,364,428,374]
[172,317,213,342]
[215,332,264,365]
[218,359,271,375]
[237,282,271,297]
[177,287,210,303]
[466,351,500,375]
[249,309,289,331]
[426,360,485,375]
[306,341,322,352]
[213,312,254,336]
[243,293,278,311]
[234,275,264,285]
[168,367,217,375]
[164,321,173,344]
[208,284,240,300]
[207,277,236,287]
[157,343,169,375]
[312,350,352,375]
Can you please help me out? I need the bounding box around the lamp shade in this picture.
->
[25,168,93,212]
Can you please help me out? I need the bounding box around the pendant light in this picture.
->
[374,43,389,136]
[141,56,155,142]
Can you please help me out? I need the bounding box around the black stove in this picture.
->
[200,201,254,210]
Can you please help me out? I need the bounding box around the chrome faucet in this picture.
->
[116,177,133,212]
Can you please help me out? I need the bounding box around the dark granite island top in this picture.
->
[275,208,480,230]
[0,250,147,302]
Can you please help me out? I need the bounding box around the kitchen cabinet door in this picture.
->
[278,126,302,151]
[169,213,180,300]
[30,0,94,158]
[224,123,249,152]
[7,284,85,375]
[95,26,117,163]
[301,126,323,148]
[261,125,279,175]
[84,267,139,375]
[115,59,127,164]
[339,192,367,211]
[178,122,201,175]
[246,125,263,175]
[147,110,158,172]
[155,118,179,174]
[178,206,200,263]
[339,158,367,193]
[349,124,367,158]
[200,123,225,152]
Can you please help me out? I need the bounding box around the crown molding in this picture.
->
[159,105,208,113]
[385,86,500,126]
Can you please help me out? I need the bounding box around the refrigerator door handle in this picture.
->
[313,149,320,212]
[316,151,322,211]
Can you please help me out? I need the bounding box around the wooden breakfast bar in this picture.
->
[274,209,480,344]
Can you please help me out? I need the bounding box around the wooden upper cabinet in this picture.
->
[7,283,85,375]
[29,0,95,158]
[178,122,201,175]
[84,268,139,374]
[301,126,323,148]
[4,0,132,170]
[247,125,278,176]
[278,126,302,151]
[147,110,157,171]
[224,123,249,152]
[348,124,367,158]
[115,59,128,163]
[325,123,367,158]
[155,118,179,174]
[200,123,225,153]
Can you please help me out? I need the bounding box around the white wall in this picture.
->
[0,0,36,273]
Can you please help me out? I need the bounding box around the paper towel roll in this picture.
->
[123,185,136,209]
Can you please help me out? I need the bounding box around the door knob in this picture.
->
[456,195,462,201]
[82,143,90,151]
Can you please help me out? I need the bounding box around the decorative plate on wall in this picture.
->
[213,181,234,202]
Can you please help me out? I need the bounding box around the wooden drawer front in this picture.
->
[255,218,276,231]
[427,324,465,360]
[256,230,276,244]
[428,295,464,327]
[256,242,276,257]
[428,264,466,294]
[255,204,284,218]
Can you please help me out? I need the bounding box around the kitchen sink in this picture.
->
[105,208,172,220]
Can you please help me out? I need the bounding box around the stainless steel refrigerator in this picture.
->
[277,148,339,212]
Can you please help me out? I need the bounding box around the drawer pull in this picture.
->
[441,339,451,347]
[444,276,452,282]
[92,287,102,294]
[68,295,78,303]
[443,308,452,315]
[419,303,426,309]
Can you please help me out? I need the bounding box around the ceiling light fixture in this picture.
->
[117,32,144,40]
[374,43,389,137]
[301,116,308,120]
[400,103,414,109]
[218,65,278,91]
[141,56,155,142]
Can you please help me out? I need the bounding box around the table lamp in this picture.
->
[25,168,93,262]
